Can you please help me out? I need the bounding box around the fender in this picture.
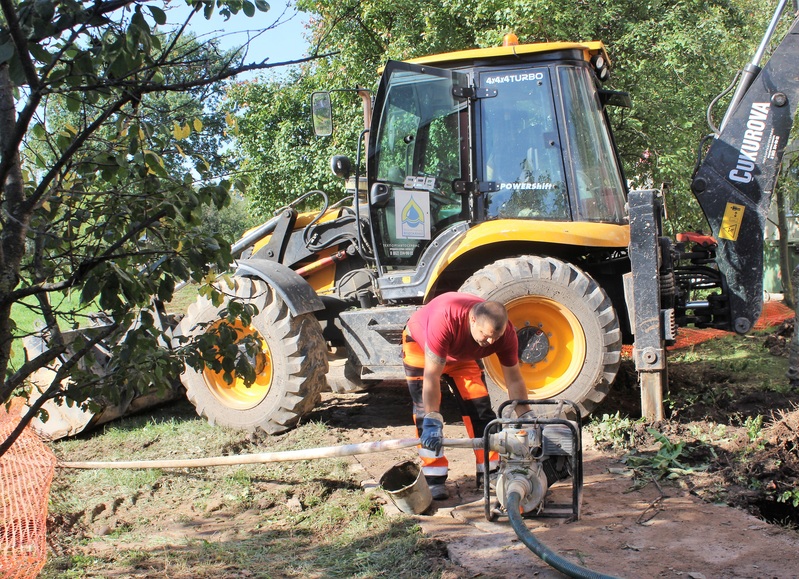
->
[235,258,324,316]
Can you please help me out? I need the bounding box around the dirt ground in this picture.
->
[307,378,799,579]
[41,324,799,578]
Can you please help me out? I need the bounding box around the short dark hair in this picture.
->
[472,300,508,332]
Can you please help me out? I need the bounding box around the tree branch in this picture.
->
[1,209,170,308]
[0,0,41,89]
[24,95,134,211]
[0,323,117,456]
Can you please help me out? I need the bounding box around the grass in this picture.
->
[43,402,447,578]
[668,330,788,385]
[664,330,792,417]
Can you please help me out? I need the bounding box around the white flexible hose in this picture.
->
[58,437,481,469]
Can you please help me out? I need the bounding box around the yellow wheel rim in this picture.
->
[203,321,273,410]
[484,296,586,400]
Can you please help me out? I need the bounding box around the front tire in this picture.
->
[459,256,621,418]
[176,277,327,434]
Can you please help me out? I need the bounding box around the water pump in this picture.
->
[482,400,583,522]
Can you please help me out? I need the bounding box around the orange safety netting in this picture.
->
[623,300,795,357]
[671,300,794,350]
[0,400,57,579]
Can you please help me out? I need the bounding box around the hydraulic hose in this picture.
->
[58,437,479,470]
[505,490,620,579]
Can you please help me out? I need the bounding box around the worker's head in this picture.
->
[469,301,508,347]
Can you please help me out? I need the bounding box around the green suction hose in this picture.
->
[506,490,621,579]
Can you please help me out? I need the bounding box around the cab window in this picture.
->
[479,68,569,220]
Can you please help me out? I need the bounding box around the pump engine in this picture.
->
[483,400,583,521]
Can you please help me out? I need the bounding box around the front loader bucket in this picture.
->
[21,328,182,441]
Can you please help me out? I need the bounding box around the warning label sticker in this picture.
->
[719,203,744,241]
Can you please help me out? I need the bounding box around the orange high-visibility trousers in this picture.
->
[402,329,499,484]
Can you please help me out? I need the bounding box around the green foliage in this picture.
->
[0,0,286,440]
[744,414,765,444]
[226,71,362,214]
[623,428,699,485]
[778,488,799,508]
[200,194,260,245]
[589,411,642,450]
[235,0,779,234]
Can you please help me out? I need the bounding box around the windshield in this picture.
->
[479,68,569,220]
[369,63,469,267]
[477,65,627,223]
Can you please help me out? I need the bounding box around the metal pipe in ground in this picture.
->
[58,438,480,470]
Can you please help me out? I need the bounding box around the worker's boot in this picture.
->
[428,483,449,500]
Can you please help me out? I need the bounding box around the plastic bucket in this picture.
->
[379,460,432,514]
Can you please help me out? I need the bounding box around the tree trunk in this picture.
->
[0,63,32,403]
[776,179,794,309]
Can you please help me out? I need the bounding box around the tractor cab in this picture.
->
[366,41,630,274]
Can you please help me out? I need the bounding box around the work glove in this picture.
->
[420,412,444,454]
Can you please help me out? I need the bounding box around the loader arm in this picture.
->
[691,12,799,333]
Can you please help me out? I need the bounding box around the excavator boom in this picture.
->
[691,11,799,333]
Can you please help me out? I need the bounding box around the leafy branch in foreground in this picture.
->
[621,428,705,488]
[0,0,328,452]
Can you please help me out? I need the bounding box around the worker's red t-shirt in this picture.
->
[406,293,519,366]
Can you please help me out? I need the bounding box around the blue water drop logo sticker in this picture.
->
[395,190,430,240]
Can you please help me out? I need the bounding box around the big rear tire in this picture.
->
[459,256,621,419]
[176,277,327,434]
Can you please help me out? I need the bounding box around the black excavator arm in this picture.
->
[630,3,799,420]
[691,5,799,333]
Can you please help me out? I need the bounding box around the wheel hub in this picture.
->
[517,326,550,365]
[484,295,587,400]
[238,341,268,375]
[204,321,274,410]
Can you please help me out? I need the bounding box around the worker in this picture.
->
[401,292,530,500]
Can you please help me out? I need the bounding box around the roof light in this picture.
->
[590,54,610,83]
[502,33,519,47]
[591,54,605,70]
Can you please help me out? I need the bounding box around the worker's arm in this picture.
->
[419,345,447,453]
[422,345,446,414]
[502,363,532,416]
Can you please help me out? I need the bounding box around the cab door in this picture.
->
[367,61,472,271]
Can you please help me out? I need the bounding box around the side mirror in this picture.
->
[311,91,333,137]
[370,182,391,208]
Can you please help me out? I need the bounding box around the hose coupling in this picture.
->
[505,472,534,502]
